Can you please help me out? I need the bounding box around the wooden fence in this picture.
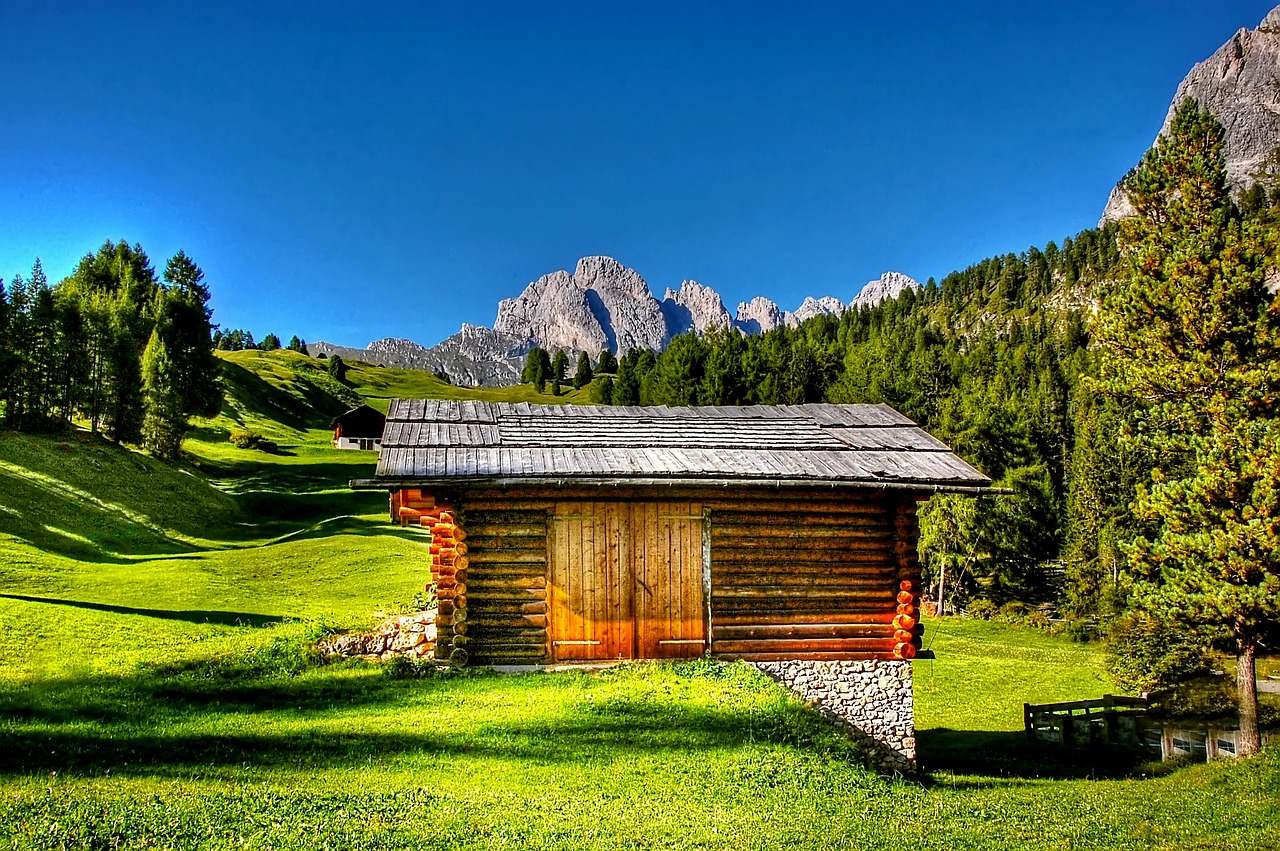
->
[1024,694,1149,748]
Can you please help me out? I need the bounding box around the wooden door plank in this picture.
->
[618,501,635,658]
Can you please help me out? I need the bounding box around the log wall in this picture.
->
[462,507,549,665]
[390,485,925,666]
[708,496,923,661]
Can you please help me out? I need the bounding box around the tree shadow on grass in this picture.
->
[917,728,1148,781]
[0,666,894,781]
[0,594,284,628]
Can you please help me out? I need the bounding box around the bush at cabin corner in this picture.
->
[229,427,278,454]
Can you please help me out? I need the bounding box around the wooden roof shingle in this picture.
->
[354,401,992,491]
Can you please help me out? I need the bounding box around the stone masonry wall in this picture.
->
[752,659,915,773]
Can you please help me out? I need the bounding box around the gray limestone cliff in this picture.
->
[852,272,922,309]
[791,295,848,324]
[309,325,529,387]
[735,296,792,334]
[494,256,668,356]
[661,280,734,337]
[1102,6,1280,223]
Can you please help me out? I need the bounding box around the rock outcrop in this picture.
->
[851,271,922,309]
[734,296,792,334]
[319,610,437,661]
[791,295,848,324]
[1102,6,1280,223]
[661,280,734,337]
[494,256,668,356]
[309,326,529,387]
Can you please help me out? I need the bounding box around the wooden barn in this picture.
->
[331,404,386,451]
[351,400,991,667]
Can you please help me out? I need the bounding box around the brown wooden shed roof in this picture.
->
[351,400,992,492]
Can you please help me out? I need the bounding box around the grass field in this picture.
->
[1,353,1277,849]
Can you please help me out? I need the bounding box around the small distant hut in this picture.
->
[331,404,386,450]
[352,400,991,770]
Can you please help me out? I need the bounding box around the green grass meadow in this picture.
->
[0,352,1276,849]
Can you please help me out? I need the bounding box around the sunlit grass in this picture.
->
[0,366,1277,849]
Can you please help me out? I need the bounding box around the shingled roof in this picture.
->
[351,399,991,492]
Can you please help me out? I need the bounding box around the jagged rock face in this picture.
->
[494,269,605,354]
[1102,6,1280,223]
[494,256,668,355]
[420,324,530,387]
[852,272,922,308]
[734,296,792,334]
[661,280,733,338]
[309,327,528,387]
[791,296,847,324]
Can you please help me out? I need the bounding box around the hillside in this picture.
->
[202,349,594,451]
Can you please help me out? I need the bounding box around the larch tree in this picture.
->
[1092,99,1280,755]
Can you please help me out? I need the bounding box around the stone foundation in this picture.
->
[752,659,915,773]
[319,611,437,661]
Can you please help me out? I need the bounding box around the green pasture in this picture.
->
[0,354,1276,849]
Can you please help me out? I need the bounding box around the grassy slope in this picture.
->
[0,353,1276,849]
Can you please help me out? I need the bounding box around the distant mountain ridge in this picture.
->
[310,259,920,387]
[1102,5,1280,222]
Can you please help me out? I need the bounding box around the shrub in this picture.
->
[1105,610,1213,693]
[967,599,998,620]
[995,602,1033,623]
[228,428,277,453]
[1061,617,1098,643]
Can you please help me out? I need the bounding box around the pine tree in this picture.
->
[1093,99,1280,755]
[596,349,618,374]
[141,327,185,459]
[589,375,614,404]
[260,333,281,351]
[162,251,221,418]
[572,351,593,389]
[521,347,547,391]
[59,241,160,438]
[327,354,347,384]
[551,349,568,385]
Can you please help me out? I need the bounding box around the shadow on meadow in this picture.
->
[916,727,1148,781]
[0,663,886,779]
[216,359,347,433]
[0,651,1157,786]
[0,595,284,629]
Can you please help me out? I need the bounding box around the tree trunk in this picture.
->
[936,558,948,618]
[1237,637,1261,756]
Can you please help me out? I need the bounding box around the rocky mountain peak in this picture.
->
[791,296,847,324]
[735,296,792,334]
[852,272,922,308]
[661,280,733,338]
[1102,5,1280,223]
[494,256,667,356]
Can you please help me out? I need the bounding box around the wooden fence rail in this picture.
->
[1024,694,1149,748]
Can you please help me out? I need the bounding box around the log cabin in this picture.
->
[351,399,992,669]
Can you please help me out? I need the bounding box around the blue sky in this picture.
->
[2,1,1275,347]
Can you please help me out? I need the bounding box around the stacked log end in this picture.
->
[396,489,469,666]
[892,500,923,660]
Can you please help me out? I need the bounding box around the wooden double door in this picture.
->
[548,501,706,661]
